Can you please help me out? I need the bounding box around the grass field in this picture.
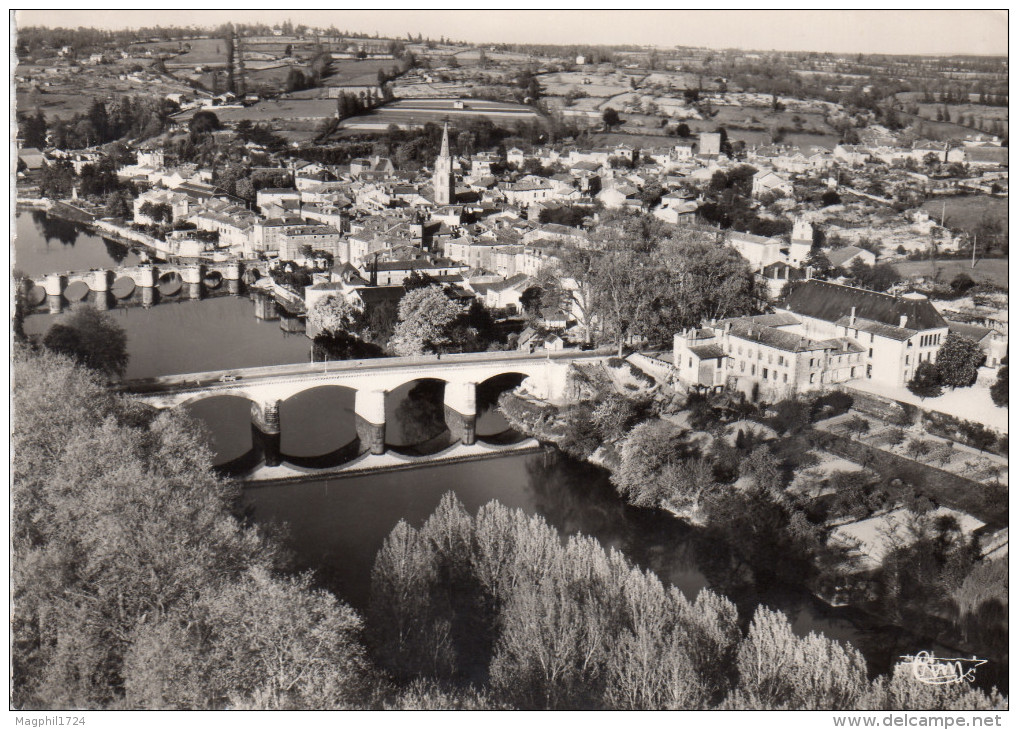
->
[895,258,1009,288]
[322,59,396,87]
[921,195,1009,237]
[340,98,542,131]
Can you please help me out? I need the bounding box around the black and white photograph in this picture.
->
[10,8,1009,720]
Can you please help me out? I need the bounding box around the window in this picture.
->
[810,373,816,383]
[689,358,693,368]
[851,366,856,378]
[740,362,745,373]
[751,365,756,376]
[905,355,909,365]
[763,368,769,379]
[716,359,722,369]
[869,348,873,358]
[783,373,788,383]
[866,364,872,378]
[778,355,784,366]
[809,358,814,367]
[870,333,874,343]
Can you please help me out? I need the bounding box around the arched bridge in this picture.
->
[24,261,267,313]
[122,349,611,461]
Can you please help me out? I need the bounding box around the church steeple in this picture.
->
[439,121,450,159]
[433,121,455,206]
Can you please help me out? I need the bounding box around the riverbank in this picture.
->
[243,437,545,486]
[496,388,1008,674]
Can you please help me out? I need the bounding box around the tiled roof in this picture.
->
[828,245,871,268]
[947,321,993,342]
[782,280,946,331]
[689,344,726,359]
[727,321,828,353]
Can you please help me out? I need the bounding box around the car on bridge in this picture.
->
[218,374,240,383]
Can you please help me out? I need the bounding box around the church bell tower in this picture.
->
[433,122,455,206]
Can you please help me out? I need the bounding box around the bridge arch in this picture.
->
[278,384,359,466]
[475,371,530,444]
[385,377,452,455]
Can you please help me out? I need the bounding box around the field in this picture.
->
[17,62,193,120]
[322,59,395,88]
[894,258,1009,289]
[172,98,338,124]
[921,195,1009,237]
[339,98,542,132]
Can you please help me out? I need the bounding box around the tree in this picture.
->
[884,427,906,447]
[803,247,835,279]
[990,357,1007,407]
[21,109,48,148]
[728,606,868,710]
[907,361,943,400]
[602,108,621,130]
[905,437,933,462]
[844,415,870,440]
[676,122,691,138]
[12,346,374,709]
[189,110,221,136]
[950,272,975,296]
[935,333,983,388]
[308,294,360,337]
[43,305,128,378]
[611,419,701,509]
[389,285,462,356]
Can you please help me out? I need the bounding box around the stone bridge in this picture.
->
[123,349,610,463]
[24,261,267,313]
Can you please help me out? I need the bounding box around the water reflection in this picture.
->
[16,210,142,275]
[242,448,1007,693]
[386,379,451,454]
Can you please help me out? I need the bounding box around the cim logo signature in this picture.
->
[901,651,987,685]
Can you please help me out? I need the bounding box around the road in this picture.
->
[120,347,615,394]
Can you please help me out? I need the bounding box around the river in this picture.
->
[14,209,1006,693]
[16,210,313,380]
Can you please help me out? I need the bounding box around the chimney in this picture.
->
[899,314,908,328]
[850,306,856,324]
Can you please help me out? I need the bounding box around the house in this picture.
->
[17,147,45,171]
[698,132,721,157]
[777,280,949,388]
[540,307,570,330]
[256,187,301,210]
[828,245,876,270]
[693,313,867,399]
[278,224,344,261]
[751,169,793,198]
[728,231,784,269]
[653,198,698,225]
[946,321,1007,368]
[672,328,727,390]
[833,144,869,167]
[483,273,532,313]
[501,179,555,206]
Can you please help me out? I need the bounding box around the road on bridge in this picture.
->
[120,347,615,395]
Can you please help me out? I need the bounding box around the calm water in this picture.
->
[17,211,312,380]
[242,448,1000,687]
[14,209,143,276]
